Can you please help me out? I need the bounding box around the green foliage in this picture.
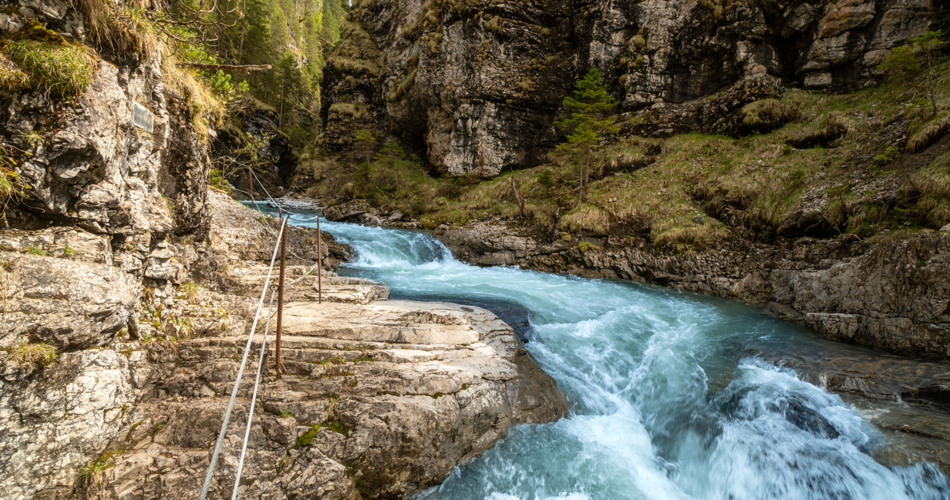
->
[555,68,618,202]
[26,245,48,256]
[0,168,20,199]
[4,40,95,97]
[209,168,231,193]
[878,46,920,81]
[537,169,555,188]
[880,30,946,116]
[874,147,900,164]
[80,453,111,490]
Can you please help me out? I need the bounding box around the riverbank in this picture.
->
[317,200,950,361]
[0,193,566,499]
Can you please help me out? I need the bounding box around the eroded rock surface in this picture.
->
[436,221,950,359]
[88,282,567,500]
[0,349,135,500]
[0,251,140,350]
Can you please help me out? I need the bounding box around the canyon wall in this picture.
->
[322,0,949,177]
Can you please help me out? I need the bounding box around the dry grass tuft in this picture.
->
[907,116,950,153]
[739,99,800,134]
[4,342,59,368]
[559,204,610,234]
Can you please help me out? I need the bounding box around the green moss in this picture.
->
[124,421,143,442]
[324,418,349,436]
[576,241,601,253]
[294,424,321,449]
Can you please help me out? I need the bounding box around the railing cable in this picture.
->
[198,218,288,500]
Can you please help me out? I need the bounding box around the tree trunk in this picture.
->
[176,63,272,71]
[584,149,591,204]
[927,59,937,117]
[511,175,526,218]
[237,0,247,64]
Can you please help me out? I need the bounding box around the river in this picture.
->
[266,206,950,500]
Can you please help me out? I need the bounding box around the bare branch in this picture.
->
[176,63,272,71]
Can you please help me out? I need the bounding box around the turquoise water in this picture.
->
[262,205,949,500]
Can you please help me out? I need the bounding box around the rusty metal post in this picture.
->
[275,216,287,373]
[316,216,322,304]
[248,166,254,201]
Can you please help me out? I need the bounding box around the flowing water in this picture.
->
[262,205,950,500]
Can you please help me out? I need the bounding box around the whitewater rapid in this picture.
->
[265,205,949,500]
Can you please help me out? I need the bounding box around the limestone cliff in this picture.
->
[321,0,948,177]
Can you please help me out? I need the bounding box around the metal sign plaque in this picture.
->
[133,102,154,133]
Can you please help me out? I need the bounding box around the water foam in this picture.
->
[262,210,950,500]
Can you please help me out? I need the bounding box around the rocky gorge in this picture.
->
[313,0,950,361]
[0,2,567,498]
[2,0,950,497]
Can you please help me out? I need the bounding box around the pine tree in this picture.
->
[879,30,946,117]
[555,68,617,203]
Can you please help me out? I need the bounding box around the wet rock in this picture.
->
[784,398,840,440]
[0,251,139,350]
[751,341,950,471]
[323,199,373,223]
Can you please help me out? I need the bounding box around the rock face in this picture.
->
[322,0,948,177]
[0,349,135,500]
[85,276,566,500]
[435,221,950,359]
[0,251,140,350]
[0,193,566,500]
[5,57,210,238]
